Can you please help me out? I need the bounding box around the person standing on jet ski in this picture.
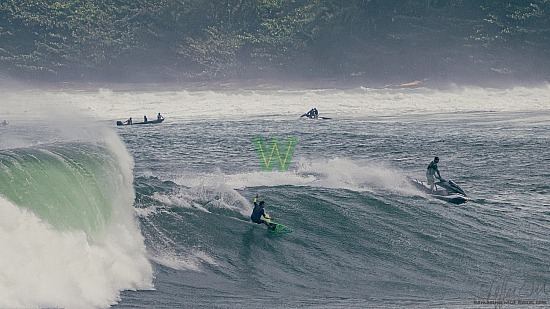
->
[427,157,442,192]
[251,195,276,230]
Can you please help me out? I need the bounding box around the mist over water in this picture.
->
[5,84,546,122]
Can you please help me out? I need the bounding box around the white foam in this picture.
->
[221,170,317,189]
[73,85,550,119]
[171,172,254,216]
[3,85,550,123]
[0,92,154,308]
[0,197,153,309]
[149,248,217,271]
[165,157,417,201]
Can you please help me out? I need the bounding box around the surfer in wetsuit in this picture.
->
[157,113,164,121]
[251,195,276,230]
[312,108,318,119]
[426,156,442,192]
[125,117,133,125]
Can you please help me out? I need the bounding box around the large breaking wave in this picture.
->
[0,127,153,308]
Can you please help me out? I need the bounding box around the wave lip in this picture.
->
[0,143,119,234]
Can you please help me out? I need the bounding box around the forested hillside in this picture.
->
[1,0,549,84]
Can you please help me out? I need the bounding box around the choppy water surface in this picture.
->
[1,86,549,308]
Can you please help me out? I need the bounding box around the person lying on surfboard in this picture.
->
[251,194,276,230]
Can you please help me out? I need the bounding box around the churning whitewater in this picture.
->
[1,86,550,308]
[0,102,153,308]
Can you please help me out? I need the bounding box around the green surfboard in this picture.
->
[267,221,293,234]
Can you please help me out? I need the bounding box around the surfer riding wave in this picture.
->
[251,195,276,230]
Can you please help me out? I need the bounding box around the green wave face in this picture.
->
[0,143,128,235]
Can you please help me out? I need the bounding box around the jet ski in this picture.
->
[408,177,468,204]
[300,114,332,120]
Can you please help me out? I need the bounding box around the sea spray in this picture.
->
[0,127,153,308]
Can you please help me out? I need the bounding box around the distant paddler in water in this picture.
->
[250,194,276,231]
[1,120,7,126]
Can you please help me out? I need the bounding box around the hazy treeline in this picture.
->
[1,0,549,83]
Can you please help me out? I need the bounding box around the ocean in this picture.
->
[1,85,549,308]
